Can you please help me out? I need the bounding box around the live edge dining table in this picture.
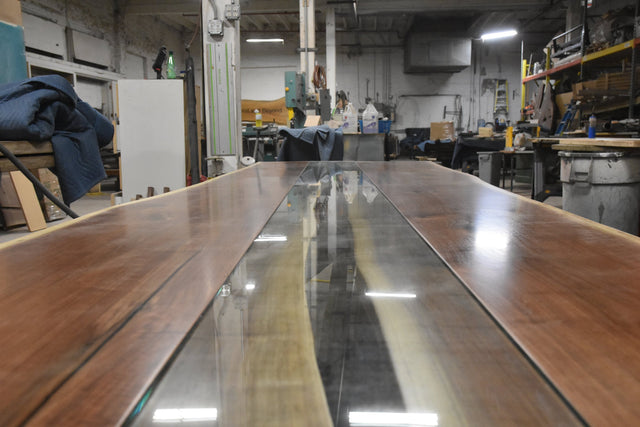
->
[1,161,640,426]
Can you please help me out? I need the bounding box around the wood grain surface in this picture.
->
[0,162,305,426]
[534,136,640,147]
[360,160,640,426]
[0,140,53,156]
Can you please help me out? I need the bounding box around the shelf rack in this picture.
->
[523,38,640,83]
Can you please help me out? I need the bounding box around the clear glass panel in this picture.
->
[127,162,579,426]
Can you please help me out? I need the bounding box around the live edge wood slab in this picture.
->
[0,162,307,426]
[359,161,640,427]
[1,160,639,426]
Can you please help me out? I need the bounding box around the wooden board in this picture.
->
[0,155,55,172]
[0,207,26,227]
[0,173,21,207]
[0,162,305,427]
[552,143,617,152]
[241,98,289,125]
[9,170,46,232]
[0,141,53,156]
[359,161,640,426]
[535,137,640,148]
[560,137,640,147]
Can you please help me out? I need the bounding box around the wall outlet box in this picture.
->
[224,4,240,20]
[208,19,224,36]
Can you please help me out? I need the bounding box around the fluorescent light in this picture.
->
[245,283,256,291]
[254,234,287,242]
[153,408,217,423]
[365,292,417,299]
[247,38,284,43]
[481,29,517,41]
[349,411,438,426]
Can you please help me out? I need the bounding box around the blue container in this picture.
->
[378,120,391,134]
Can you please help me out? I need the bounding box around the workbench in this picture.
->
[2,161,640,426]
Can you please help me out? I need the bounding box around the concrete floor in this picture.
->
[0,192,113,245]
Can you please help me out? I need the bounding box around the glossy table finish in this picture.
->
[360,161,640,426]
[2,160,638,426]
[127,163,580,426]
[0,162,306,426]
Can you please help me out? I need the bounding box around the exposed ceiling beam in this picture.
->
[240,0,302,14]
[276,14,291,31]
[356,0,552,15]
[126,0,200,15]
[244,15,260,31]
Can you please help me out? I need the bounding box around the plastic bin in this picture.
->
[478,151,502,186]
[559,151,640,235]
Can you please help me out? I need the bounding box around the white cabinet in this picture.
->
[117,80,186,201]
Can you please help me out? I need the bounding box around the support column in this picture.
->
[300,0,315,93]
[326,7,336,109]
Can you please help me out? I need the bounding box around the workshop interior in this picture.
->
[2,0,640,426]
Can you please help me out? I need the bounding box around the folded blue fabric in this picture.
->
[0,75,112,204]
[278,125,343,161]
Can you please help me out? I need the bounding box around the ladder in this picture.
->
[494,80,509,114]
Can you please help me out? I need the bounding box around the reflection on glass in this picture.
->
[152,408,217,423]
[254,234,288,242]
[349,411,438,426]
[365,292,417,299]
[219,284,231,297]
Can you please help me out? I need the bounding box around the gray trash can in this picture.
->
[478,151,501,186]
[559,151,640,235]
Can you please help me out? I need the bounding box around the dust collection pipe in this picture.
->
[0,142,79,219]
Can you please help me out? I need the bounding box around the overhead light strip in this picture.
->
[246,38,284,43]
[481,29,518,41]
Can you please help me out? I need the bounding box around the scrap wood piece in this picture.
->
[556,137,640,147]
[9,171,46,232]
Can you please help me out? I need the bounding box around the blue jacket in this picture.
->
[0,75,113,204]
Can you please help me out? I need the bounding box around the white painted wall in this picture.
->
[240,37,300,100]
[240,36,523,135]
[20,0,203,95]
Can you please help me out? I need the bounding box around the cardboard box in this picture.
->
[0,0,22,26]
[555,92,573,117]
[430,121,454,141]
[478,127,494,137]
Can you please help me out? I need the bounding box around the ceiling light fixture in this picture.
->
[480,29,518,41]
[246,38,284,43]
